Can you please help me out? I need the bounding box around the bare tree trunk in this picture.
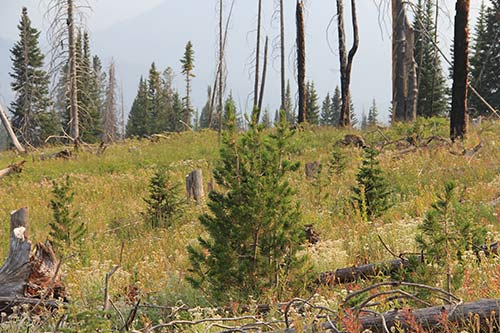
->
[280,0,286,113]
[186,169,205,203]
[218,0,224,136]
[337,0,359,128]
[258,36,269,113]
[0,104,26,153]
[392,0,407,122]
[67,0,79,143]
[450,0,469,141]
[103,61,117,143]
[253,0,263,123]
[296,0,306,124]
[404,15,418,121]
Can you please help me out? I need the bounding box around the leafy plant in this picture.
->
[351,147,392,220]
[144,167,186,228]
[187,110,306,302]
[49,176,86,254]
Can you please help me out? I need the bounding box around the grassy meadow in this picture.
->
[0,118,499,331]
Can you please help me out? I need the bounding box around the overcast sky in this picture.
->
[0,0,485,123]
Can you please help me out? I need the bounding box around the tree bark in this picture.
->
[0,161,26,179]
[296,0,306,124]
[258,36,269,113]
[0,208,64,314]
[0,103,26,153]
[280,0,286,113]
[186,169,205,203]
[253,0,263,122]
[450,0,469,141]
[392,0,407,122]
[337,0,359,128]
[67,0,79,143]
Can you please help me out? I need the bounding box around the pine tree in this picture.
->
[147,62,162,134]
[171,92,185,132]
[361,112,368,130]
[181,41,195,128]
[126,77,149,137]
[261,108,272,128]
[351,148,392,220]
[103,61,117,142]
[159,67,176,132]
[187,110,305,302]
[305,81,320,125]
[469,0,488,117]
[413,0,449,118]
[9,7,55,146]
[367,99,379,127]
[199,86,212,129]
[90,55,106,127]
[223,93,237,129]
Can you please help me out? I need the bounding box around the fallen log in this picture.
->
[0,208,64,314]
[0,103,26,154]
[319,241,498,285]
[0,161,26,179]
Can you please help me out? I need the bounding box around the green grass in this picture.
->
[0,119,499,332]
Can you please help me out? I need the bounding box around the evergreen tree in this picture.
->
[320,93,334,126]
[305,81,320,125]
[147,62,162,134]
[361,112,368,130]
[351,148,392,220]
[223,93,238,129]
[180,41,195,128]
[470,0,499,115]
[188,110,305,302]
[90,55,106,126]
[350,98,358,127]
[367,99,379,127]
[284,81,295,125]
[9,7,55,146]
[171,92,185,132]
[331,86,342,126]
[102,61,117,142]
[199,86,212,129]
[159,67,176,132]
[413,0,449,117]
[261,108,272,128]
[126,77,149,137]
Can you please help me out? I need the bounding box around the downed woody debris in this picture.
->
[318,241,498,285]
[40,149,72,161]
[0,160,25,179]
[0,208,65,315]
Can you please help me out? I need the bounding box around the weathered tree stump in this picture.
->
[0,208,64,314]
[186,169,205,203]
[305,161,320,179]
[0,161,26,179]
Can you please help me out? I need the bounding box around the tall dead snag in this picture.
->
[186,169,205,203]
[0,208,64,313]
[0,104,26,153]
[450,0,470,141]
[296,0,306,124]
[392,0,418,122]
[253,0,263,123]
[279,0,286,113]
[337,0,359,128]
[67,0,79,142]
[258,36,269,113]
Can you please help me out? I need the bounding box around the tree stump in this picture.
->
[305,161,320,179]
[0,208,64,314]
[186,169,205,203]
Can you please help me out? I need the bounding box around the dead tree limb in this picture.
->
[296,0,306,124]
[0,104,26,154]
[0,161,26,179]
[258,36,269,113]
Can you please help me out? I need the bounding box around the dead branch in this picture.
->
[0,104,26,154]
[0,161,26,179]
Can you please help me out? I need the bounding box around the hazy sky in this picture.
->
[0,0,485,123]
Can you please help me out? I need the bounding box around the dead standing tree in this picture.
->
[296,0,306,124]
[337,0,359,128]
[279,0,286,113]
[392,0,418,122]
[252,0,263,123]
[0,103,26,153]
[450,0,470,141]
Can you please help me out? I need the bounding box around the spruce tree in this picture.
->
[147,62,162,134]
[181,41,195,128]
[331,86,342,126]
[199,86,212,129]
[413,0,449,117]
[9,7,55,146]
[102,61,118,142]
[361,112,368,130]
[160,67,176,132]
[261,108,272,128]
[320,93,334,126]
[367,99,379,127]
[126,77,149,137]
[305,81,320,125]
[188,110,305,302]
[284,81,295,125]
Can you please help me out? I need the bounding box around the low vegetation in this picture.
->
[0,118,499,332]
